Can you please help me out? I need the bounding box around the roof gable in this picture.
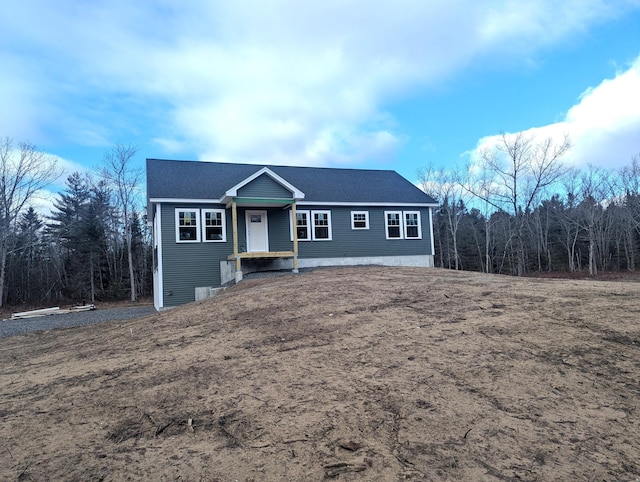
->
[224,167,304,201]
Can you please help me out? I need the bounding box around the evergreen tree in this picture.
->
[5,207,44,304]
[48,172,96,301]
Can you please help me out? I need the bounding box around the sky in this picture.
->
[1,0,640,195]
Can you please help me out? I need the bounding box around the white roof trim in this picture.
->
[150,198,437,208]
[149,198,226,204]
[297,201,438,207]
[224,167,305,200]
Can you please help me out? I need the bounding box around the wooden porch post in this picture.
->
[231,200,242,282]
[291,202,299,273]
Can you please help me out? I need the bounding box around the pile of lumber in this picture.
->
[10,305,96,320]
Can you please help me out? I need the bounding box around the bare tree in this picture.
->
[619,154,640,270]
[99,144,142,302]
[620,154,640,231]
[528,196,557,272]
[462,161,500,273]
[467,132,572,275]
[0,138,59,306]
[575,166,615,275]
[418,164,471,270]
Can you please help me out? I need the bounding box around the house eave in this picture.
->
[296,201,438,207]
[148,198,438,208]
[149,197,227,205]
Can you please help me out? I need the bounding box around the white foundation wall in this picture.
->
[220,255,434,286]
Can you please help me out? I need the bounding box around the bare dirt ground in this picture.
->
[0,267,639,481]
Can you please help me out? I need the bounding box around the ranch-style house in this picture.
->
[147,158,438,310]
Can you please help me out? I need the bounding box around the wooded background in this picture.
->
[421,134,640,277]
[2,133,639,308]
[1,138,150,308]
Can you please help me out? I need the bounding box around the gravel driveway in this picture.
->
[0,269,320,339]
[0,305,157,338]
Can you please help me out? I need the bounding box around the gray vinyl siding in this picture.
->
[160,203,233,307]
[295,206,432,258]
[233,205,432,258]
[266,209,293,251]
[234,207,292,252]
[159,202,432,306]
[237,174,293,198]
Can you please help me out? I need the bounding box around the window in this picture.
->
[291,209,332,241]
[351,211,369,230]
[176,209,200,242]
[313,210,332,240]
[202,209,226,242]
[294,210,311,241]
[385,211,402,239]
[404,211,422,239]
[385,210,422,240]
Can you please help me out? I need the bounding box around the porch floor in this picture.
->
[227,251,295,260]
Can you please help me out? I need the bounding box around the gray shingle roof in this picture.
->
[146,158,437,204]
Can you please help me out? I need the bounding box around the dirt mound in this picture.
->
[1,267,639,481]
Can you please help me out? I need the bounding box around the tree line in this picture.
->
[421,133,640,276]
[1,138,151,308]
[2,132,637,307]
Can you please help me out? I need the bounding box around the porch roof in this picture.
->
[230,197,294,207]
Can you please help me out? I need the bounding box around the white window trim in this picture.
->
[175,208,201,243]
[291,209,312,241]
[312,210,332,241]
[403,211,422,239]
[385,210,403,239]
[384,210,422,240]
[351,210,369,230]
[202,208,227,243]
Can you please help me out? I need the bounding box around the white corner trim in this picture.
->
[154,204,164,310]
[429,206,435,255]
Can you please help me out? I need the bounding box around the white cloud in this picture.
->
[151,137,188,156]
[51,155,93,184]
[0,148,84,218]
[1,0,639,167]
[471,55,640,170]
[29,190,57,218]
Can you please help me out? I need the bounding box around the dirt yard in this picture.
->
[0,267,638,481]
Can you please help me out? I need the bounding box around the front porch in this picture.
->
[228,199,301,283]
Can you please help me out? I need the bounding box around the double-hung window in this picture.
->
[312,210,332,240]
[404,211,422,239]
[202,209,226,242]
[293,210,311,241]
[291,209,332,241]
[385,210,422,240]
[176,209,200,242]
[351,211,369,230]
[385,211,403,239]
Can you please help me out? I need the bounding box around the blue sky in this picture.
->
[1,0,640,195]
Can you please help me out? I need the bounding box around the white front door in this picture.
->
[246,210,269,252]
